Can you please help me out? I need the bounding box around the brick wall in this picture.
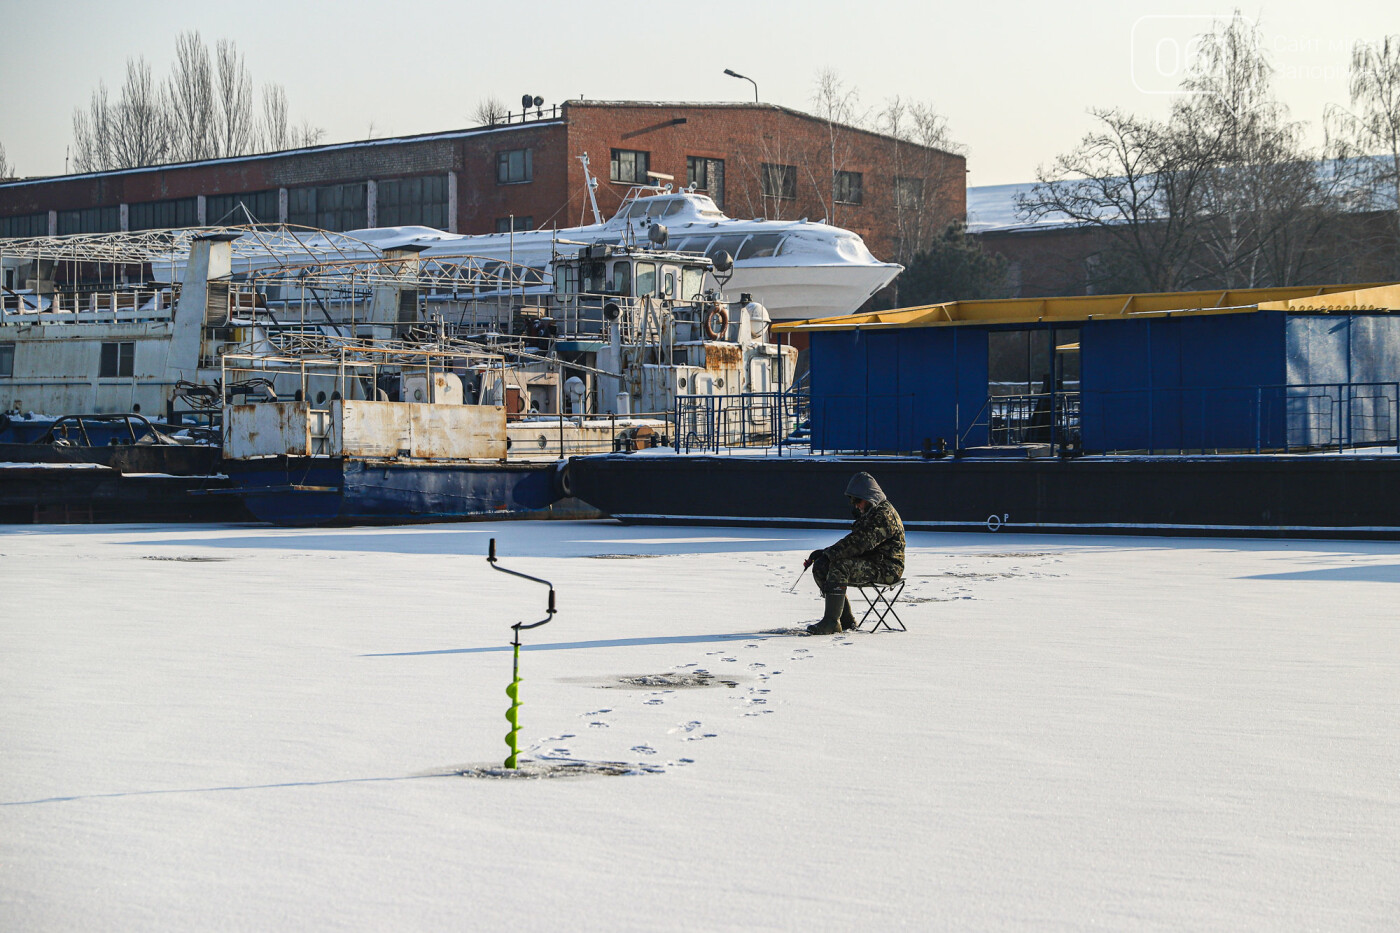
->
[454,124,570,235]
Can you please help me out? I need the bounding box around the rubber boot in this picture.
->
[806,588,847,635]
[839,597,857,631]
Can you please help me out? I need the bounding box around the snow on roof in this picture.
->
[0,121,564,190]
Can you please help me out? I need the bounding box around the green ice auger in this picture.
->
[488,538,556,769]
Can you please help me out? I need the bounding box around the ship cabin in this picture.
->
[776,283,1400,456]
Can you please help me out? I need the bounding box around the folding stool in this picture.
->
[853,579,906,632]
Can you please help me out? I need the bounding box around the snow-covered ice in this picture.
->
[2,521,1397,931]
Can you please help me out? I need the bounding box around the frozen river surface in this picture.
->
[2,521,1397,931]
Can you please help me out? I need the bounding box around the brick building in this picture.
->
[0,101,965,265]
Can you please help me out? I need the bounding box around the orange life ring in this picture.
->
[703,304,728,341]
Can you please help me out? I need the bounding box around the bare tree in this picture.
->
[294,119,326,148]
[881,96,964,265]
[1172,12,1342,287]
[71,33,319,172]
[0,140,14,179]
[1019,108,1220,292]
[731,129,803,220]
[1330,35,1400,274]
[72,82,113,172]
[260,83,291,151]
[167,31,216,162]
[73,58,171,171]
[472,96,509,126]
[214,39,255,157]
[807,68,867,226]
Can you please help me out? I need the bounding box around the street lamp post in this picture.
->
[723,68,759,103]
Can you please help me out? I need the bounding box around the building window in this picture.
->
[495,216,535,233]
[287,183,368,231]
[497,149,533,185]
[377,176,448,228]
[99,342,135,378]
[834,170,863,205]
[0,344,14,378]
[57,206,120,235]
[760,163,797,199]
[128,198,199,231]
[207,190,280,225]
[0,213,47,237]
[686,156,725,208]
[894,176,924,210]
[611,149,650,184]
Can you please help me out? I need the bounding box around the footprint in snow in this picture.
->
[589,721,609,728]
[721,657,737,662]
[632,745,656,755]
[744,709,775,717]
[749,662,766,669]
[584,709,613,716]
[645,698,664,705]
[687,732,718,741]
[670,721,704,735]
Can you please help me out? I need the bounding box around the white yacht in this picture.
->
[205,186,903,322]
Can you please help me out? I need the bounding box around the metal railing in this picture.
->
[675,389,808,454]
[959,391,1082,450]
[1078,382,1400,454]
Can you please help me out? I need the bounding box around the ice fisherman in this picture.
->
[804,472,906,635]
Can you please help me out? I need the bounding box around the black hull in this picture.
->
[565,453,1400,539]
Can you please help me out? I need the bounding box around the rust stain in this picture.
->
[703,344,742,370]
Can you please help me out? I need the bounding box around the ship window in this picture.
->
[625,201,652,220]
[610,262,630,296]
[99,342,134,378]
[663,271,677,299]
[737,234,785,260]
[582,262,609,294]
[706,235,749,260]
[0,344,14,378]
[834,170,863,205]
[761,163,797,199]
[662,200,686,217]
[495,216,534,233]
[611,149,650,184]
[497,149,533,185]
[674,236,706,253]
[682,267,705,299]
[635,262,656,297]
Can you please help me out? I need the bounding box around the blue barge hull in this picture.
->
[225,457,562,526]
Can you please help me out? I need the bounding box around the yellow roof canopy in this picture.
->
[773,282,1400,333]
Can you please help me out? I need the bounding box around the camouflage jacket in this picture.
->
[825,499,905,573]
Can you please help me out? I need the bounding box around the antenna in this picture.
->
[577,153,603,225]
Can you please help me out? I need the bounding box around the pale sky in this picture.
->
[1,0,1395,188]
